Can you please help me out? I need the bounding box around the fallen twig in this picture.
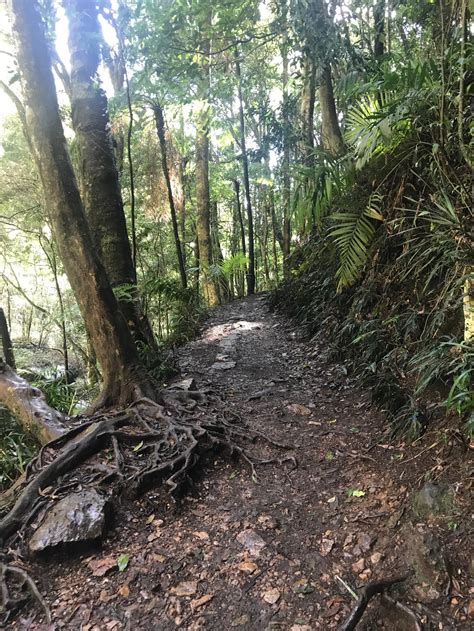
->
[339,575,408,631]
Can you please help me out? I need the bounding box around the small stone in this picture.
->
[193,531,210,540]
[352,559,365,573]
[236,530,266,555]
[172,581,198,597]
[320,539,334,557]
[370,552,383,565]
[262,588,280,604]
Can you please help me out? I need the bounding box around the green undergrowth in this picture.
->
[272,156,473,439]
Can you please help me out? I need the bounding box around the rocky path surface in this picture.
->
[14,295,472,630]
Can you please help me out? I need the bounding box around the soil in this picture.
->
[6,295,473,630]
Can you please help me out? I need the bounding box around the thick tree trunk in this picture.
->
[153,102,188,289]
[10,0,153,407]
[65,0,156,352]
[235,50,256,295]
[0,307,15,369]
[319,64,345,157]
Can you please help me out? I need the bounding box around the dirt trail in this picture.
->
[13,295,472,630]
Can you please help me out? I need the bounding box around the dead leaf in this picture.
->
[238,561,258,574]
[88,557,116,577]
[172,581,198,597]
[150,553,167,563]
[118,584,130,598]
[287,403,311,416]
[191,594,213,609]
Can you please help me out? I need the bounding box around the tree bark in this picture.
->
[195,38,218,306]
[10,0,153,407]
[319,64,345,157]
[281,10,291,274]
[299,53,316,163]
[153,101,187,288]
[64,0,156,352]
[235,49,256,295]
[0,361,66,444]
[0,308,15,369]
[374,0,385,59]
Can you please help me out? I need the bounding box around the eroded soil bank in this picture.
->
[10,295,472,630]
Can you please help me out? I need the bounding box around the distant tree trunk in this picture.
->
[0,308,15,369]
[65,0,156,351]
[269,190,280,284]
[374,0,385,59]
[281,11,291,275]
[232,179,247,257]
[211,201,230,303]
[11,0,154,407]
[42,242,69,382]
[319,64,345,157]
[195,37,218,306]
[235,49,256,295]
[153,101,187,288]
[299,53,316,164]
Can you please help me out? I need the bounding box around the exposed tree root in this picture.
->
[0,559,51,624]
[339,575,408,631]
[0,390,291,547]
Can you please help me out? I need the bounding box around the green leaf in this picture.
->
[117,554,130,572]
[346,489,366,498]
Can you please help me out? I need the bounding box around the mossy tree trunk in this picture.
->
[319,64,345,157]
[11,0,154,408]
[65,0,156,351]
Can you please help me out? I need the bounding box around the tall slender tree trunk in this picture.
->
[0,307,15,369]
[299,54,316,164]
[319,64,345,157]
[235,49,255,295]
[65,0,156,351]
[195,37,218,306]
[153,102,187,288]
[11,0,153,407]
[232,179,247,258]
[374,0,385,59]
[281,9,291,275]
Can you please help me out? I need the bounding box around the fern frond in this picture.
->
[331,193,384,291]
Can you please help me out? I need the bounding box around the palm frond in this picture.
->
[331,193,384,291]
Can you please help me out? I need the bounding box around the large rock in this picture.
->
[29,489,107,553]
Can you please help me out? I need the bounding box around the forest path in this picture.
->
[21,295,463,630]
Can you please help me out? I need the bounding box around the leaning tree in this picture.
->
[0,1,283,600]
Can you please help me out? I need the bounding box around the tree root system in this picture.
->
[0,389,291,547]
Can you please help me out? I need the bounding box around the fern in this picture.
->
[331,193,384,291]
